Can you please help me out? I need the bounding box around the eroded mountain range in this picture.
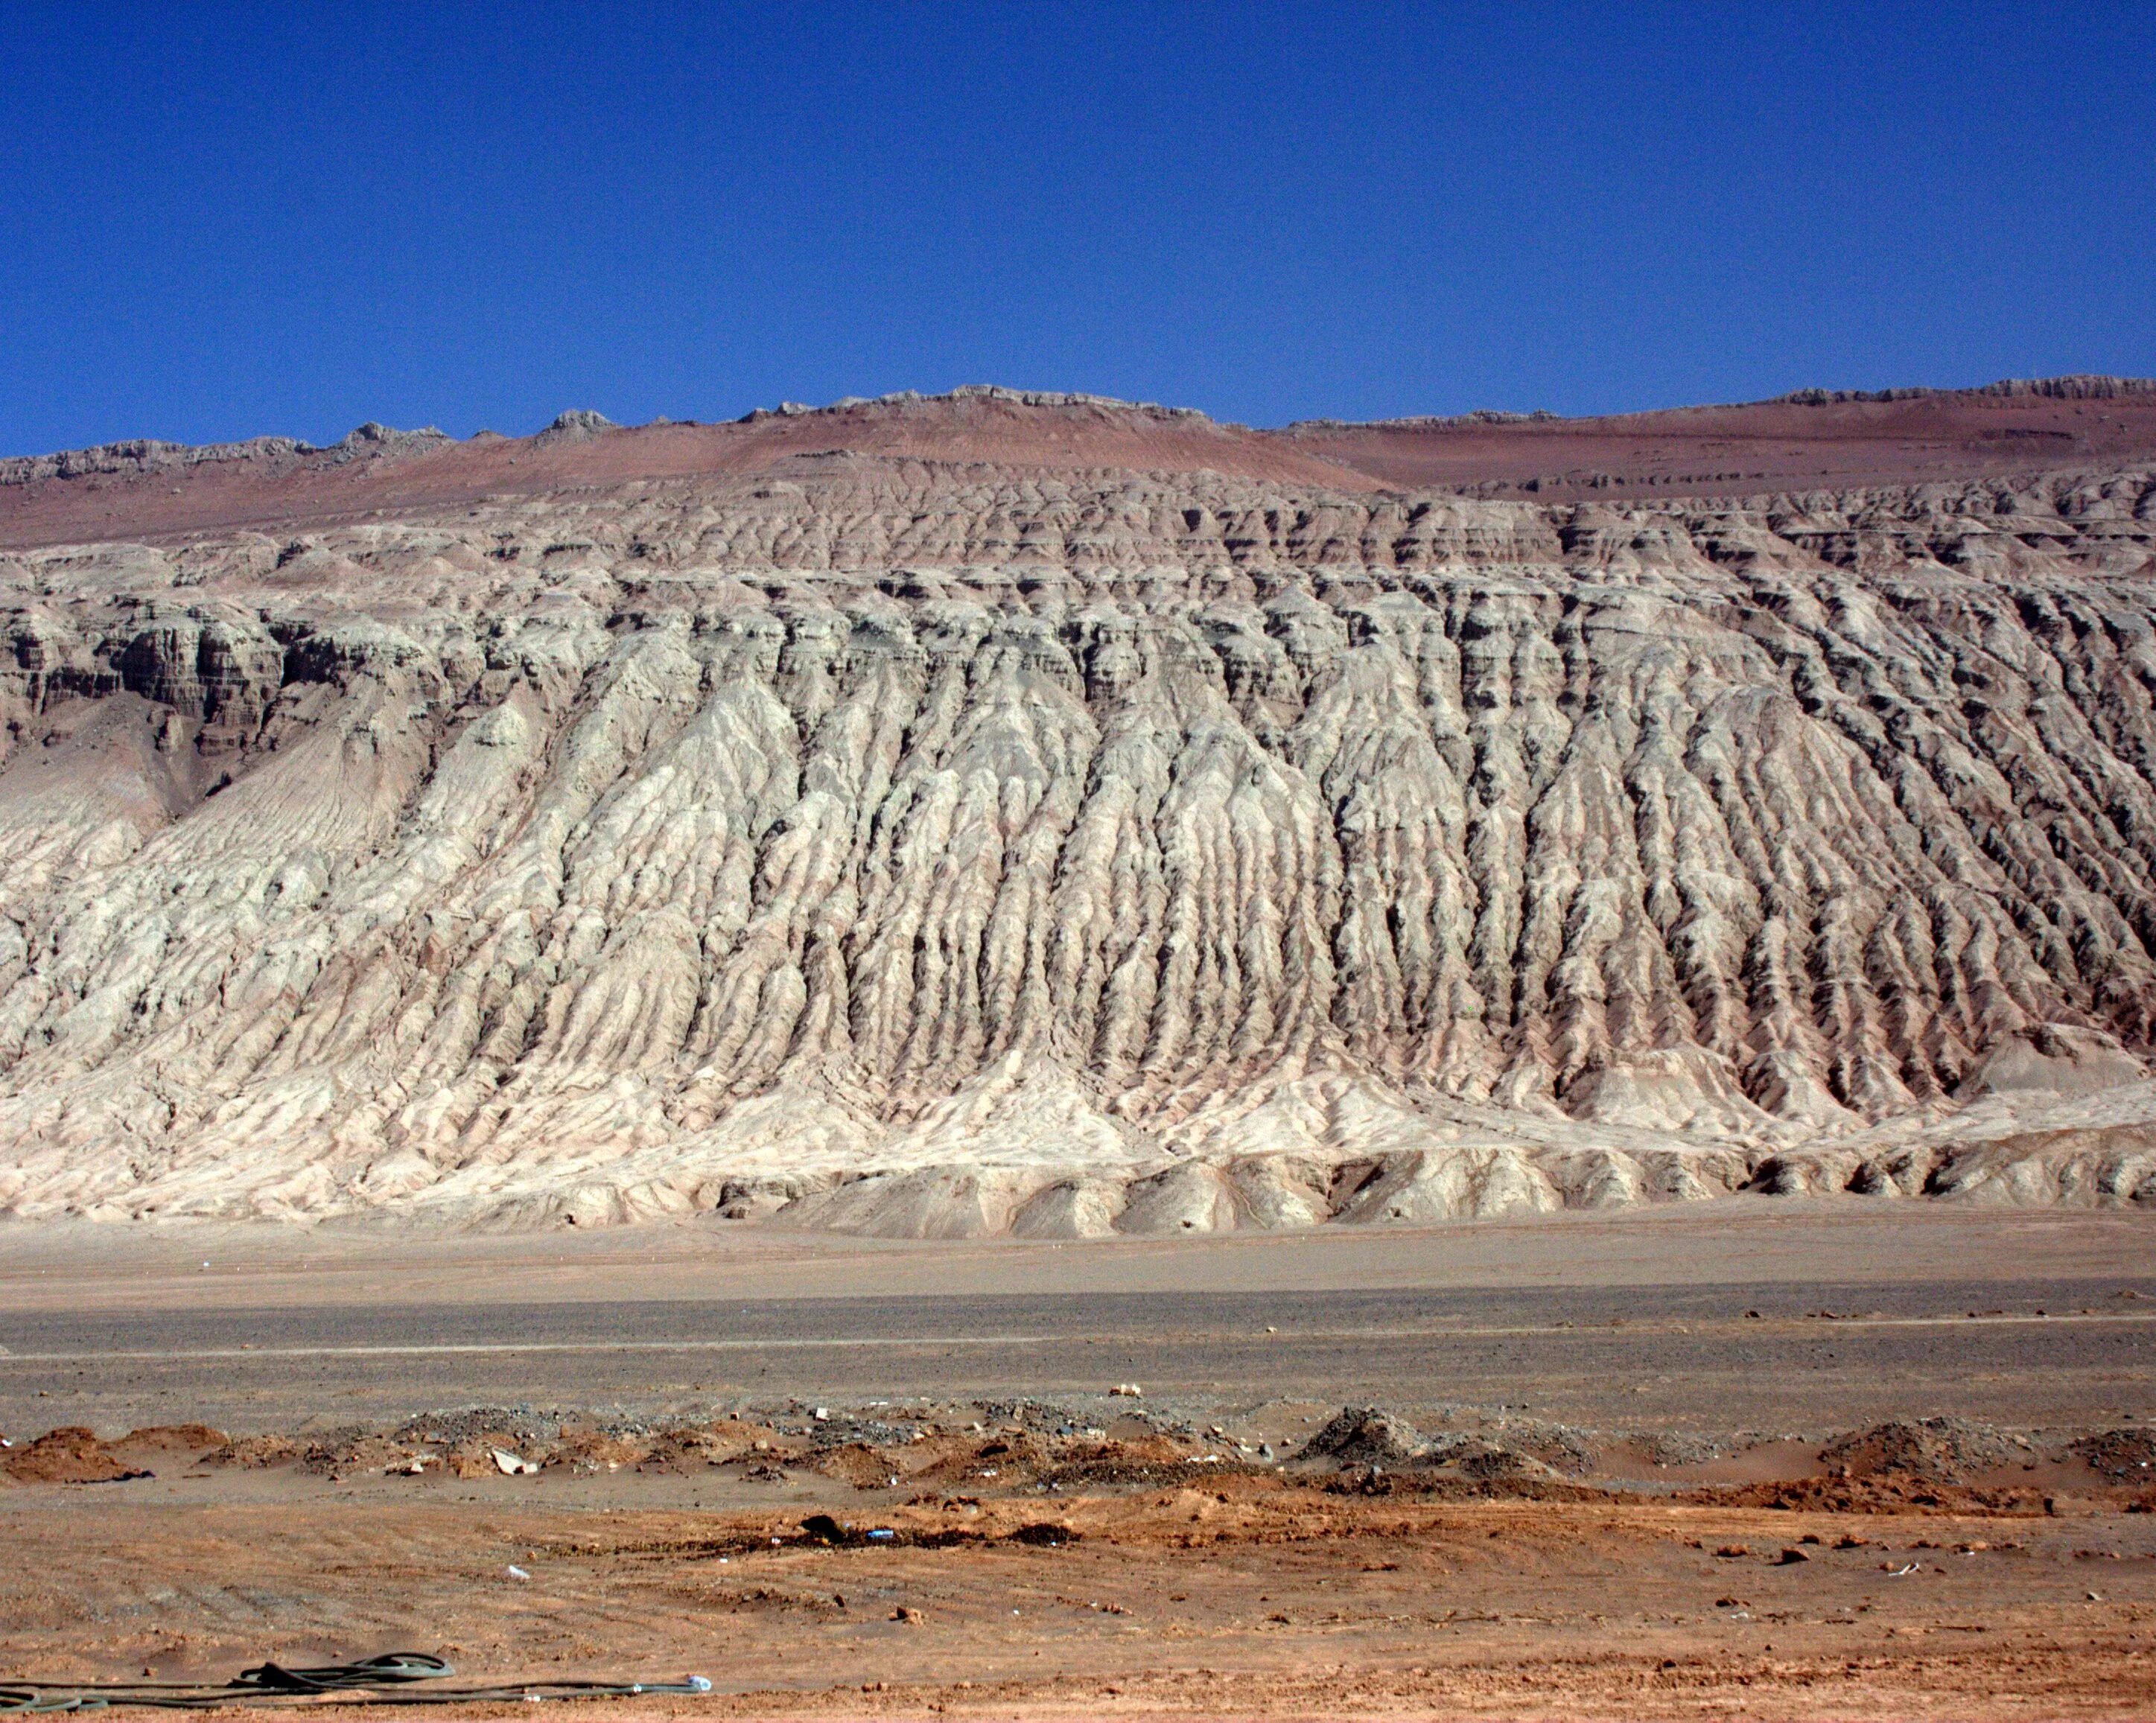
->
[1,381,2155,1232]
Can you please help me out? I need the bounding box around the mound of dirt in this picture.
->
[2071,1429,2156,1482]
[552,1427,655,1474]
[1299,1407,1425,1468]
[1037,1435,1223,1488]
[200,1433,302,1468]
[807,1442,907,1489]
[1323,1462,1602,1502]
[1421,1436,1562,1481]
[633,1428,742,1474]
[299,1433,419,1478]
[913,1433,1051,1488]
[1701,1476,2043,1515]
[3,1427,149,1483]
[1817,1417,2024,1484]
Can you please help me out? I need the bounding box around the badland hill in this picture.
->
[1,378,2155,1232]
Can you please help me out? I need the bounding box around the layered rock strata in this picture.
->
[0,403,2153,1230]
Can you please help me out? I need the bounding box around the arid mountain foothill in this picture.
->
[1,378,2155,1234]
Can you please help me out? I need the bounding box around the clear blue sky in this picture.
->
[1,1,2150,453]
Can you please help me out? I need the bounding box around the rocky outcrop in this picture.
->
[0,415,2152,1231]
[0,421,449,488]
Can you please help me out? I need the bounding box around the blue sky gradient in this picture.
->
[1,1,2150,453]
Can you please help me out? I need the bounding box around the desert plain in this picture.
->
[1,1203,2152,1720]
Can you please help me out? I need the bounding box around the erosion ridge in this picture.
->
[1,382,2155,1233]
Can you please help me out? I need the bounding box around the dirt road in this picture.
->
[3,1280,2154,1439]
[4,1205,2152,1437]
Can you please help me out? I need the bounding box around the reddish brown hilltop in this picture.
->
[0,389,1381,550]
[1287,375,2156,497]
[6,377,2156,548]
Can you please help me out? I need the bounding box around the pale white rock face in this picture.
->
[0,453,2152,1232]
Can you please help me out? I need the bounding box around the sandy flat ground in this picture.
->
[3,1202,2152,1436]
[8,1197,2153,1310]
[4,1275,2155,1439]
[2,1203,2153,1719]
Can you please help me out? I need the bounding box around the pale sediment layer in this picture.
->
[0,436,2154,1233]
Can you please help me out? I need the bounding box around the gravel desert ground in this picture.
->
[2,1205,2152,1719]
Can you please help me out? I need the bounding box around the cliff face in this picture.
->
[1,395,2155,1231]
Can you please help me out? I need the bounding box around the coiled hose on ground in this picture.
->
[0,1654,714,1711]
